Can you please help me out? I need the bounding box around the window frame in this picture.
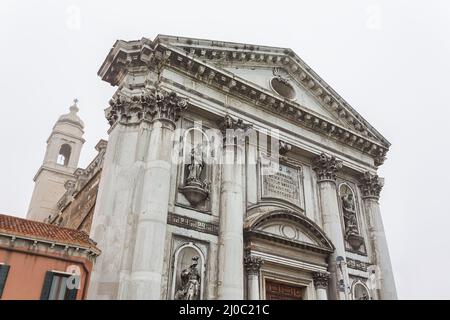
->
[0,263,10,299]
[40,270,79,300]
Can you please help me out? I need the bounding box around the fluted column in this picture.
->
[312,272,330,300]
[313,153,347,300]
[217,115,250,300]
[359,172,397,300]
[244,255,263,300]
[127,90,187,299]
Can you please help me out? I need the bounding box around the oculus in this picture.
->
[270,68,296,100]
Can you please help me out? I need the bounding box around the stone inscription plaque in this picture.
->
[261,156,302,208]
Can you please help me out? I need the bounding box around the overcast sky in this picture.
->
[1,0,449,299]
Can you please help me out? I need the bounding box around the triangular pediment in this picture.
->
[97,35,391,166]
[222,65,341,123]
[154,35,390,148]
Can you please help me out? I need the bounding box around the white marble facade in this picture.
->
[85,35,397,300]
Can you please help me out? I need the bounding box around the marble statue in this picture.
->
[186,145,204,184]
[174,256,201,300]
[341,193,359,236]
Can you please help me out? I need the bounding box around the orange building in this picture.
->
[0,214,100,300]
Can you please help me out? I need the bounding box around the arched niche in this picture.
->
[352,280,371,300]
[181,127,213,184]
[170,242,206,300]
[177,125,217,210]
[57,143,72,166]
[338,183,365,251]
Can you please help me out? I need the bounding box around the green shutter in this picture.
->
[0,264,10,298]
[40,271,54,300]
[66,287,78,300]
[65,275,79,300]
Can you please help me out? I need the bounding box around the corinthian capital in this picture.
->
[217,115,252,146]
[217,115,252,133]
[312,272,330,289]
[359,171,384,200]
[244,255,264,275]
[312,153,342,182]
[105,89,187,127]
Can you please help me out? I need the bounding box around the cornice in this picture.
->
[33,165,75,182]
[155,35,390,146]
[47,129,85,144]
[98,36,390,167]
[0,232,100,257]
[160,44,389,166]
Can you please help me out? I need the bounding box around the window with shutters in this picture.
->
[0,263,10,299]
[40,271,79,300]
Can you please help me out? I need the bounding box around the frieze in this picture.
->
[167,213,219,236]
[346,258,369,272]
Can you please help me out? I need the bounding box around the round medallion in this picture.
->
[281,225,297,239]
[270,77,296,100]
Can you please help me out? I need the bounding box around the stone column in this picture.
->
[217,115,250,300]
[312,272,330,300]
[359,172,397,300]
[127,90,187,299]
[244,255,263,300]
[88,92,153,299]
[313,153,347,300]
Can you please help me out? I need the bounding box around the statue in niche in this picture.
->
[354,282,370,300]
[358,292,369,300]
[341,193,359,236]
[340,188,365,251]
[186,144,204,185]
[179,141,209,207]
[174,256,201,300]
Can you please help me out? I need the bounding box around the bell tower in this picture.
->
[27,99,85,221]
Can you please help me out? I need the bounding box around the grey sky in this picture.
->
[1,0,449,299]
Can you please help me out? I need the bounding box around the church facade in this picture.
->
[28,35,397,300]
